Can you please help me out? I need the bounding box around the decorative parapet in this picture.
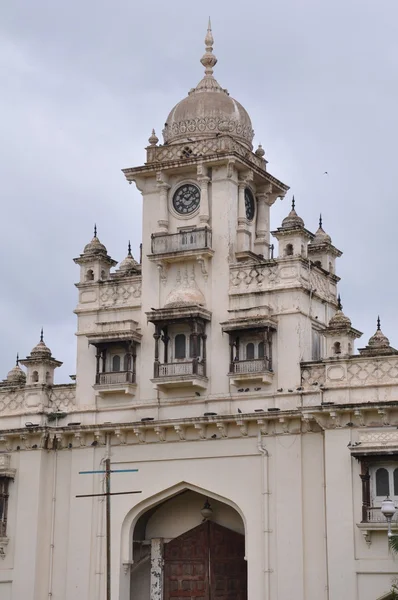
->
[0,384,76,416]
[229,258,337,303]
[301,355,398,390]
[145,135,267,170]
[77,275,141,311]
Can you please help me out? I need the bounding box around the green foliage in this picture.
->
[390,535,398,556]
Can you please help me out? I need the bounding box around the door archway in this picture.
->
[128,489,247,600]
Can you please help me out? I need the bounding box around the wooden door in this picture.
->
[163,521,247,600]
[164,523,209,600]
[209,522,247,600]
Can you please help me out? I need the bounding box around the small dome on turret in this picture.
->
[83,225,108,256]
[118,242,140,274]
[311,215,332,244]
[359,317,398,356]
[328,296,352,330]
[368,317,390,349]
[30,330,52,358]
[281,196,305,229]
[6,355,26,385]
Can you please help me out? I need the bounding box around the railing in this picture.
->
[151,228,212,255]
[362,507,398,523]
[230,358,271,375]
[156,361,206,378]
[95,371,135,385]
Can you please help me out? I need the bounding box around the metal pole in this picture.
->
[105,457,111,600]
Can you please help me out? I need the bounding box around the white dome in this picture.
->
[162,21,254,150]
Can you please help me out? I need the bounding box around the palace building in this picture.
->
[0,20,398,600]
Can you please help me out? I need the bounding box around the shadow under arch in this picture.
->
[120,480,248,564]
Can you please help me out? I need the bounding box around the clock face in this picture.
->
[245,188,255,221]
[172,184,201,215]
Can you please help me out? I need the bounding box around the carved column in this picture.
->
[254,188,271,257]
[150,538,164,600]
[237,181,246,226]
[153,326,161,378]
[360,461,371,522]
[156,173,170,233]
[191,320,199,375]
[95,349,101,384]
[162,327,169,364]
[198,175,210,225]
[202,333,207,377]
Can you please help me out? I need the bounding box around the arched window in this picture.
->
[246,343,255,360]
[174,334,186,359]
[45,371,51,383]
[333,341,341,355]
[376,468,390,497]
[85,269,94,281]
[112,355,121,372]
[101,270,106,280]
[285,244,293,256]
[348,343,352,355]
[258,342,265,359]
[123,354,130,371]
[32,371,39,383]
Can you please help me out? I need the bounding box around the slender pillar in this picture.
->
[157,181,170,233]
[237,182,246,225]
[162,328,169,364]
[191,320,199,374]
[360,462,370,522]
[150,538,164,600]
[202,333,207,377]
[153,326,161,378]
[254,191,270,257]
[198,175,210,224]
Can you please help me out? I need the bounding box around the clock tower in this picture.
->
[123,20,288,402]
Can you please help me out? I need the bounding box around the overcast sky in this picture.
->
[1,0,397,382]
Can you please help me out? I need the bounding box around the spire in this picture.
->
[377,315,381,330]
[40,327,44,343]
[292,195,295,211]
[200,17,217,76]
[337,294,342,311]
[128,241,132,256]
[319,214,323,229]
[16,353,19,366]
[94,224,97,238]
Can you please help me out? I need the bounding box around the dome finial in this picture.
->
[40,327,44,343]
[337,294,342,311]
[16,353,19,366]
[94,223,97,238]
[292,195,295,211]
[200,17,217,76]
[128,241,132,256]
[377,315,381,330]
[319,214,323,229]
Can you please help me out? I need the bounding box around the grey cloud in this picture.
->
[1,0,397,380]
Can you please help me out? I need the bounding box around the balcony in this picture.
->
[229,358,274,386]
[94,370,137,396]
[152,360,208,391]
[148,228,214,268]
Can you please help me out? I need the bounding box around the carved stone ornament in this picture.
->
[0,537,9,559]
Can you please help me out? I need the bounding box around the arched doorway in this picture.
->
[130,489,247,600]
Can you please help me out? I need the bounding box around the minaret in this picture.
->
[19,329,62,386]
[308,215,342,274]
[74,225,117,283]
[324,295,362,357]
[272,196,312,258]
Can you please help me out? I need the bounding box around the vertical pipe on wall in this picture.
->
[47,443,58,598]
[257,432,270,600]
